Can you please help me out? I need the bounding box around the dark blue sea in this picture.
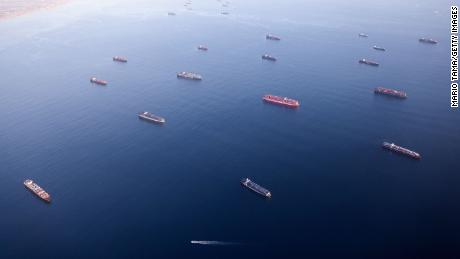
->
[0,0,458,258]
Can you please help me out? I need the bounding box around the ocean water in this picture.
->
[0,0,458,258]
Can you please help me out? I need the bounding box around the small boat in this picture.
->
[90,77,108,85]
[138,112,165,124]
[373,46,386,51]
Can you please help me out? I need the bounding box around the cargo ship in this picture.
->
[359,33,369,37]
[90,77,108,85]
[266,34,281,41]
[113,56,127,62]
[262,54,277,61]
[197,45,208,51]
[24,179,51,203]
[382,142,421,160]
[263,94,300,108]
[177,71,202,80]
[374,87,407,99]
[138,111,165,124]
[419,38,438,44]
[359,59,379,66]
[241,178,271,198]
[168,12,176,16]
[373,46,386,51]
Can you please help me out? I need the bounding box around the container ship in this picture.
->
[359,33,369,37]
[382,142,421,160]
[138,112,165,124]
[373,46,386,51]
[266,34,281,41]
[359,59,379,66]
[374,87,407,99]
[262,54,277,61]
[113,56,127,62]
[263,94,300,108]
[197,45,208,51]
[177,71,202,80]
[241,178,271,198]
[90,77,108,85]
[24,179,51,203]
[419,38,438,44]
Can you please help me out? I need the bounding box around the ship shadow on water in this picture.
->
[138,118,165,127]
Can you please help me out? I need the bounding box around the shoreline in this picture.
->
[0,0,72,21]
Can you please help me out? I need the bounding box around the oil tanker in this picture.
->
[374,87,407,99]
[197,45,208,51]
[419,38,438,44]
[382,142,421,160]
[241,178,271,198]
[263,94,300,108]
[359,59,379,66]
[177,72,202,80]
[262,54,277,61]
[90,77,107,85]
[266,34,281,41]
[373,46,386,51]
[24,179,51,203]
[113,56,127,62]
[138,112,165,124]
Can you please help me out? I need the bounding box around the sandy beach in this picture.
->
[0,0,71,20]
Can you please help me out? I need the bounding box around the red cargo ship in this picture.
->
[90,77,107,85]
[374,87,407,99]
[24,179,51,203]
[263,94,300,108]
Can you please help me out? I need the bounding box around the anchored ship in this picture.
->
[359,33,369,37]
[138,112,165,124]
[382,142,421,159]
[359,59,379,66]
[177,71,202,80]
[90,77,107,85]
[262,54,277,61]
[24,180,51,203]
[197,45,208,51]
[266,34,281,41]
[263,94,300,108]
[113,56,127,62]
[241,178,271,198]
[168,12,176,16]
[373,46,386,51]
[419,38,438,44]
[374,87,407,99]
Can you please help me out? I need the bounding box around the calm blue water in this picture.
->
[0,0,459,258]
